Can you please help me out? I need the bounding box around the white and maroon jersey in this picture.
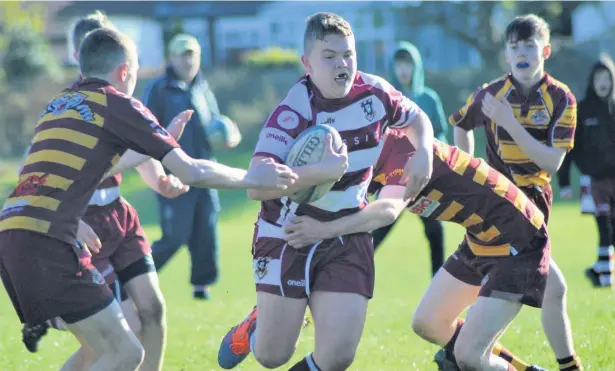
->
[253,72,422,228]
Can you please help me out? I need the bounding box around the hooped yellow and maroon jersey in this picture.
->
[370,130,546,256]
[449,73,577,187]
[0,78,179,246]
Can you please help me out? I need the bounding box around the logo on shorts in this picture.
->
[530,110,549,126]
[481,274,490,286]
[361,99,375,122]
[91,268,106,285]
[287,279,305,287]
[408,196,441,217]
[254,257,271,279]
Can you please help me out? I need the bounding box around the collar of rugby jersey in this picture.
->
[75,77,113,89]
[506,72,550,102]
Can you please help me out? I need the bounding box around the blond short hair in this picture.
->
[303,12,353,53]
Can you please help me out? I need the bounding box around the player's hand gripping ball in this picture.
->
[285,124,345,204]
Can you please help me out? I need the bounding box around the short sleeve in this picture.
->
[384,86,422,130]
[448,84,487,131]
[547,90,577,151]
[371,132,413,190]
[105,89,180,161]
[253,105,310,163]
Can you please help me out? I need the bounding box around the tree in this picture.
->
[398,1,583,74]
[0,2,61,156]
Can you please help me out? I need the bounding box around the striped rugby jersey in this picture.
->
[449,73,577,187]
[253,72,422,228]
[371,130,545,256]
[0,78,179,245]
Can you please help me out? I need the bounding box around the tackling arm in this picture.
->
[284,186,410,247]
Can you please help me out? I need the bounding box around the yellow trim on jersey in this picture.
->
[493,173,510,198]
[451,150,471,176]
[539,84,554,114]
[499,142,530,163]
[0,216,50,234]
[472,160,490,185]
[427,189,443,201]
[18,173,73,191]
[436,201,464,221]
[80,91,107,106]
[466,235,510,257]
[32,128,99,149]
[5,195,60,211]
[23,150,86,171]
[475,225,501,242]
[461,213,484,228]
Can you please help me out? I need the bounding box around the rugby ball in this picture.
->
[285,124,344,204]
[205,115,242,150]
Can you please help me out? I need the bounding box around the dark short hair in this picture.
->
[394,50,413,63]
[79,28,135,76]
[505,14,550,44]
[71,10,115,52]
[303,12,353,53]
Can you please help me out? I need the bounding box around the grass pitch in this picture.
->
[0,162,613,370]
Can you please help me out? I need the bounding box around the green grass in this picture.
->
[0,158,614,370]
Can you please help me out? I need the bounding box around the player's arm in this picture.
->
[284,185,409,248]
[135,159,189,199]
[450,86,486,155]
[247,135,348,201]
[104,110,193,179]
[482,91,576,174]
[160,149,295,190]
[106,93,297,191]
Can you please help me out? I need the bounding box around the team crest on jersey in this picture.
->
[361,99,375,121]
[46,92,86,115]
[530,110,549,125]
[254,257,271,279]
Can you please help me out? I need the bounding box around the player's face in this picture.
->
[302,34,357,99]
[593,68,612,98]
[394,60,413,85]
[505,36,551,83]
[171,50,201,82]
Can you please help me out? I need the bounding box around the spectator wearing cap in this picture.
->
[143,34,223,300]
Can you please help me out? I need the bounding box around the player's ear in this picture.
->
[118,63,130,82]
[542,44,552,61]
[301,55,309,73]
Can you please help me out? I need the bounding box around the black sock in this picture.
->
[596,215,612,247]
[423,218,444,276]
[288,353,322,371]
